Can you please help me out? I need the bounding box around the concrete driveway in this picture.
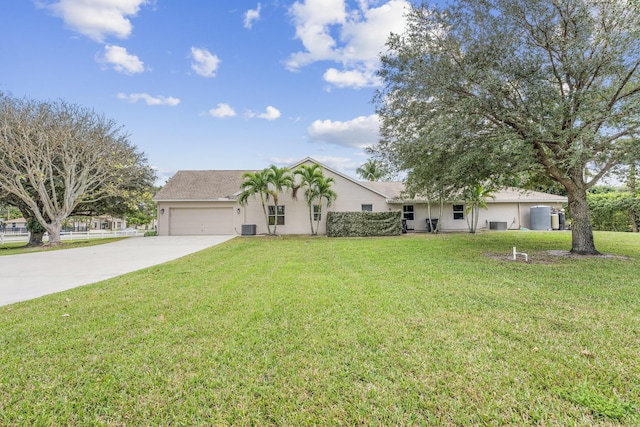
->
[0,235,235,306]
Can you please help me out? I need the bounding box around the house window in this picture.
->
[361,204,373,212]
[403,205,415,220]
[453,204,465,220]
[313,205,321,221]
[268,205,285,225]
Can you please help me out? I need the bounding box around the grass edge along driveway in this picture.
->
[1,232,639,425]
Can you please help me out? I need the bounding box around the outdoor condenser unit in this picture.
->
[241,224,256,235]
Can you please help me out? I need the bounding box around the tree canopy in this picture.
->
[0,94,155,244]
[373,0,640,254]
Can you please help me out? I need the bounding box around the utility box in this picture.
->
[530,206,551,230]
[489,221,508,230]
[241,224,256,236]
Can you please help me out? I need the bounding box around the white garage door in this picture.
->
[169,208,233,235]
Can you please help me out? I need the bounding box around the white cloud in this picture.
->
[247,106,281,121]
[99,45,145,74]
[206,103,236,118]
[117,93,180,106]
[190,47,220,78]
[286,0,346,69]
[307,114,380,148]
[323,68,380,89]
[259,106,281,120]
[244,3,261,29]
[44,0,149,42]
[286,0,409,88]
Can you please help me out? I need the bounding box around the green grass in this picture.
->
[1,231,639,425]
[0,238,127,255]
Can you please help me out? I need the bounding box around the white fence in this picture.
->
[0,229,143,244]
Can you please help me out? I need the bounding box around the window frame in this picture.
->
[268,205,286,225]
[361,204,373,212]
[403,205,415,221]
[453,204,465,220]
[313,204,321,221]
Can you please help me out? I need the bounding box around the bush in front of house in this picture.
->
[326,211,402,237]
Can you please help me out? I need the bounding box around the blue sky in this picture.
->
[1,0,418,184]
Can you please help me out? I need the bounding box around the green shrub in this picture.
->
[587,192,639,231]
[326,211,401,237]
[143,230,158,237]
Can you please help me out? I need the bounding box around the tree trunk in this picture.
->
[315,210,321,236]
[259,195,272,235]
[629,163,638,232]
[308,204,315,235]
[438,195,444,233]
[47,226,62,245]
[28,231,44,246]
[567,187,600,255]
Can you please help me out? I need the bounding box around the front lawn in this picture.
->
[1,232,638,425]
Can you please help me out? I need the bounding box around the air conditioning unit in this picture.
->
[241,224,256,235]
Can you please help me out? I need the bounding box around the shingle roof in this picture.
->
[360,181,567,203]
[359,181,406,199]
[153,170,254,201]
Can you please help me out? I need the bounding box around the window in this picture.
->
[453,204,465,220]
[268,205,285,225]
[361,204,373,212]
[403,205,414,220]
[313,205,321,221]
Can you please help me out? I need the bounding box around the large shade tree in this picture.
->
[0,95,155,244]
[374,0,640,254]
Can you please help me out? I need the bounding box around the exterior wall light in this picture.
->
[160,208,165,215]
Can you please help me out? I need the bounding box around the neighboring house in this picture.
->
[153,158,567,236]
[0,217,28,233]
[64,216,128,231]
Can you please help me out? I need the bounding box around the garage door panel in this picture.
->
[169,208,233,235]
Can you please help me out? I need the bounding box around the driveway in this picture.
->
[0,235,235,306]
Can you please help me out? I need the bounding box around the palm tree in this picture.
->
[265,165,293,235]
[294,164,325,234]
[310,176,337,235]
[463,183,495,233]
[356,159,386,181]
[238,169,272,234]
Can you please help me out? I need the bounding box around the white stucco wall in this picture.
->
[390,201,566,232]
[238,161,389,235]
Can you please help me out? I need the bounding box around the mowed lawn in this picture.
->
[1,232,639,426]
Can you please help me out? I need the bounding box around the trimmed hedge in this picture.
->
[326,211,402,237]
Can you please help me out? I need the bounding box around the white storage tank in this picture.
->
[551,213,560,230]
[530,206,551,230]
